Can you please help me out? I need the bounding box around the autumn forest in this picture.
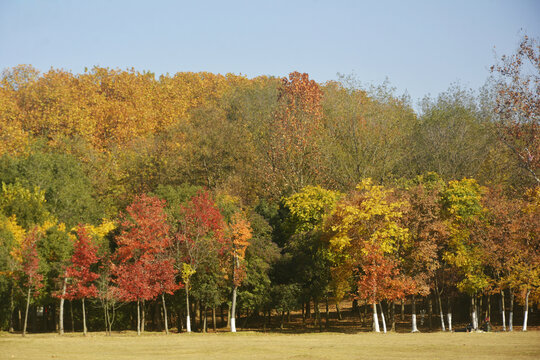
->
[0,36,538,336]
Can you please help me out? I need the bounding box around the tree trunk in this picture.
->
[280,311,284,330]
[211,306,216,332]
[203,306,207,333]
[509,291,514,331]
[379,302,387,333]
[231,284,237,332]
[401,299,405,321]
[437,289,445,331]
[18,308,22,331]
[372,302,380,332]
[446,296,452,332]
[23,287,31,337]
[161,294,169,334]
[82,298,87,336]
[227,303,231,329]
[411,295,418,332]
[137,299,141,336]
[501,290,506,331]
[336,303,342,320]
[478,295,483,327]
[185,287,191,333]
[522,289,530,331]
[471,296,478,330]
[59,277,67,335]
[486,294,491,321]
[103,303,108,335]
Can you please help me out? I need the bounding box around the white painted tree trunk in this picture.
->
[435,290,446,331]
[501,290,506,332]
[447,297,452,332]
[437,290,445,331]
[372,302,380,333]
[231,251,238,333]
[231,285,237,332]
[185,287,191,333]
[379,303,387,333]
[231,317,236,332]
[82,298,87,336]
[522,289,530,332]
[411,295,418,332]
[59,277,66,335]
[471,296,478,330]
[509,292,514,331]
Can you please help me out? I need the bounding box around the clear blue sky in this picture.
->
[1,0,539,104]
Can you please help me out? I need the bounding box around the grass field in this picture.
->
[1,331,540,360]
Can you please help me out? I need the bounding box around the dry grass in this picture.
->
[1,331,539,360]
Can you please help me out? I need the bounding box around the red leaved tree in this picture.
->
[19,227,44,337]
[357,242,415,333]
[64,225,100,335]
[114,194,178,335]
[173,190,226,333]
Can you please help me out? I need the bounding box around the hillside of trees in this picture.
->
[0,36,538,335]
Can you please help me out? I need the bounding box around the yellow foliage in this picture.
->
[181,263,196,286]
[328,178,409,255]
[230,212,252,260]
[86,219,116,239]
[1,216,26,266]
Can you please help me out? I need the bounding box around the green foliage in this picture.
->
[441,178,488,295]
[0,150,102,227]
[441,178,483,222]
[152,183,202,230]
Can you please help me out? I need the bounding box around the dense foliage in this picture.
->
[0,36,538,335]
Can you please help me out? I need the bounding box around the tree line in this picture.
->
[0,35,538,335]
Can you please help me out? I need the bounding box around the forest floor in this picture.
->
[1,331,539,360]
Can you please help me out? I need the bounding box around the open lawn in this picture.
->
[1,331,539,360]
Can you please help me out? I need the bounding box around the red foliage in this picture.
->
[64,226,100,300]
[116,194,171,263]
[114,194,179,302]
[176,190,227,263]
[356,243,415,303]
[20,227,44,295]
